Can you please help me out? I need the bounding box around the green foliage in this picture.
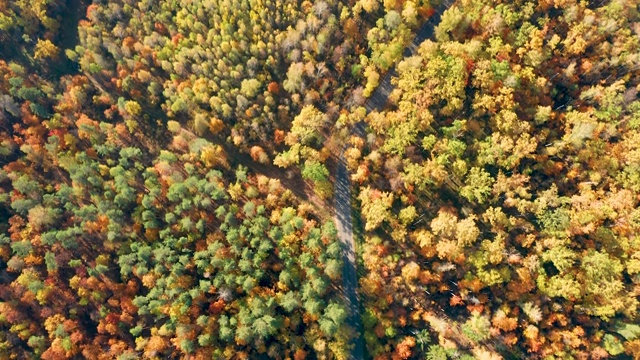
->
[44,252,57,272]
[288,105,326,146]
[616,323,640,341]
[603,334,625,356]
[461,312,491,343]
[425,345,448,360]
[459,167,494,204]
[302,160,330,183]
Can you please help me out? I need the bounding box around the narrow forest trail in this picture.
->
[335,1,455,359]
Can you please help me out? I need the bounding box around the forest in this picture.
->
[0,0,639,359]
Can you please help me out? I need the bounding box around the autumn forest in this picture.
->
[0,0,639,359]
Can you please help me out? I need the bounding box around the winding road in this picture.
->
[333,1,455,358]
